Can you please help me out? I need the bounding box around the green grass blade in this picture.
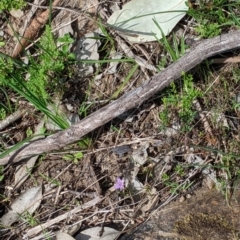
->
[111,63,138,99]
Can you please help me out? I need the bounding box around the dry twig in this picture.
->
[23,196,103,239]
[1,30,240,165]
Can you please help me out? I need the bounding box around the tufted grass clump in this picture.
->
[0,25,75,129]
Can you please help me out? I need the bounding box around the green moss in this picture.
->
[0,0,26,11]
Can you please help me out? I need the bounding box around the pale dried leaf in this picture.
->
[208,111,229,128]
[131,177,144,192]
[10,9,24,18]
[76,226,120,240]
[55,231,75,240]
[0,185,42,226]
[132,142,149,166]
[58,20,74,39]
[107,0,188,42]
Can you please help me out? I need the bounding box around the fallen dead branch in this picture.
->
[1,30,240,165]
[0,109,27,131]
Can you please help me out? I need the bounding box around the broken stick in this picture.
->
[1,30,240,165]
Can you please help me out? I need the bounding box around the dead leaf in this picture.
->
[76,226,120,240]
[55,231,75,240]
[0,185,42,226]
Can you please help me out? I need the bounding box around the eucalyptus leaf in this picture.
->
[107,0,188,42]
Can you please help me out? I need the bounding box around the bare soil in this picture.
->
[122,185,240,240]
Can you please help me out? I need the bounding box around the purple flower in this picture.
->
[114,177,124,190]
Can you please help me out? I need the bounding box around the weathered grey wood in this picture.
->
[1,30,240,165]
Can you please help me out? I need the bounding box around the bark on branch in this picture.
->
[1,30,240,165]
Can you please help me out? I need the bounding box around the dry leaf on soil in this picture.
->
[0,185,42,226]
[55,231,75,240]
[76,226,120,240]
[107,0,188,42]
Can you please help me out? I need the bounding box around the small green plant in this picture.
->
[153,18,187,64]
[98,18,115,51]
[0,87,13,115]
[26,127,33,138]
[162,172,193,194]
[78,137,92,149]
[63,152,83,164]
[159,73,202,131]
[0,194,9,204]
[216,152,240,202]
[195,22,221,38]
[19,211,39,227]
[110,125,121,133]
[187,0,240,38]
[0,26,75,129]
[78,102,94,118]
[0,108,6,120]
[0,0,26,11]
[174,164,185,177]
[27,27,74,100]
[161,173,180,194]
[111,63,138,99]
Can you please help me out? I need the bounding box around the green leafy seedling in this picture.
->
[0,0,26,11]
[0,108,6,120]
[159,73,202,132]
[19,211,39,227]
[63,152,83,164]
[78,137,92,149]
[57,33,76,60]
[174,164,185,177]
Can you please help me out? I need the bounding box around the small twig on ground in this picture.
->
[23,196,103,239]
[1,30,240,165]
[0,109,27,131]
